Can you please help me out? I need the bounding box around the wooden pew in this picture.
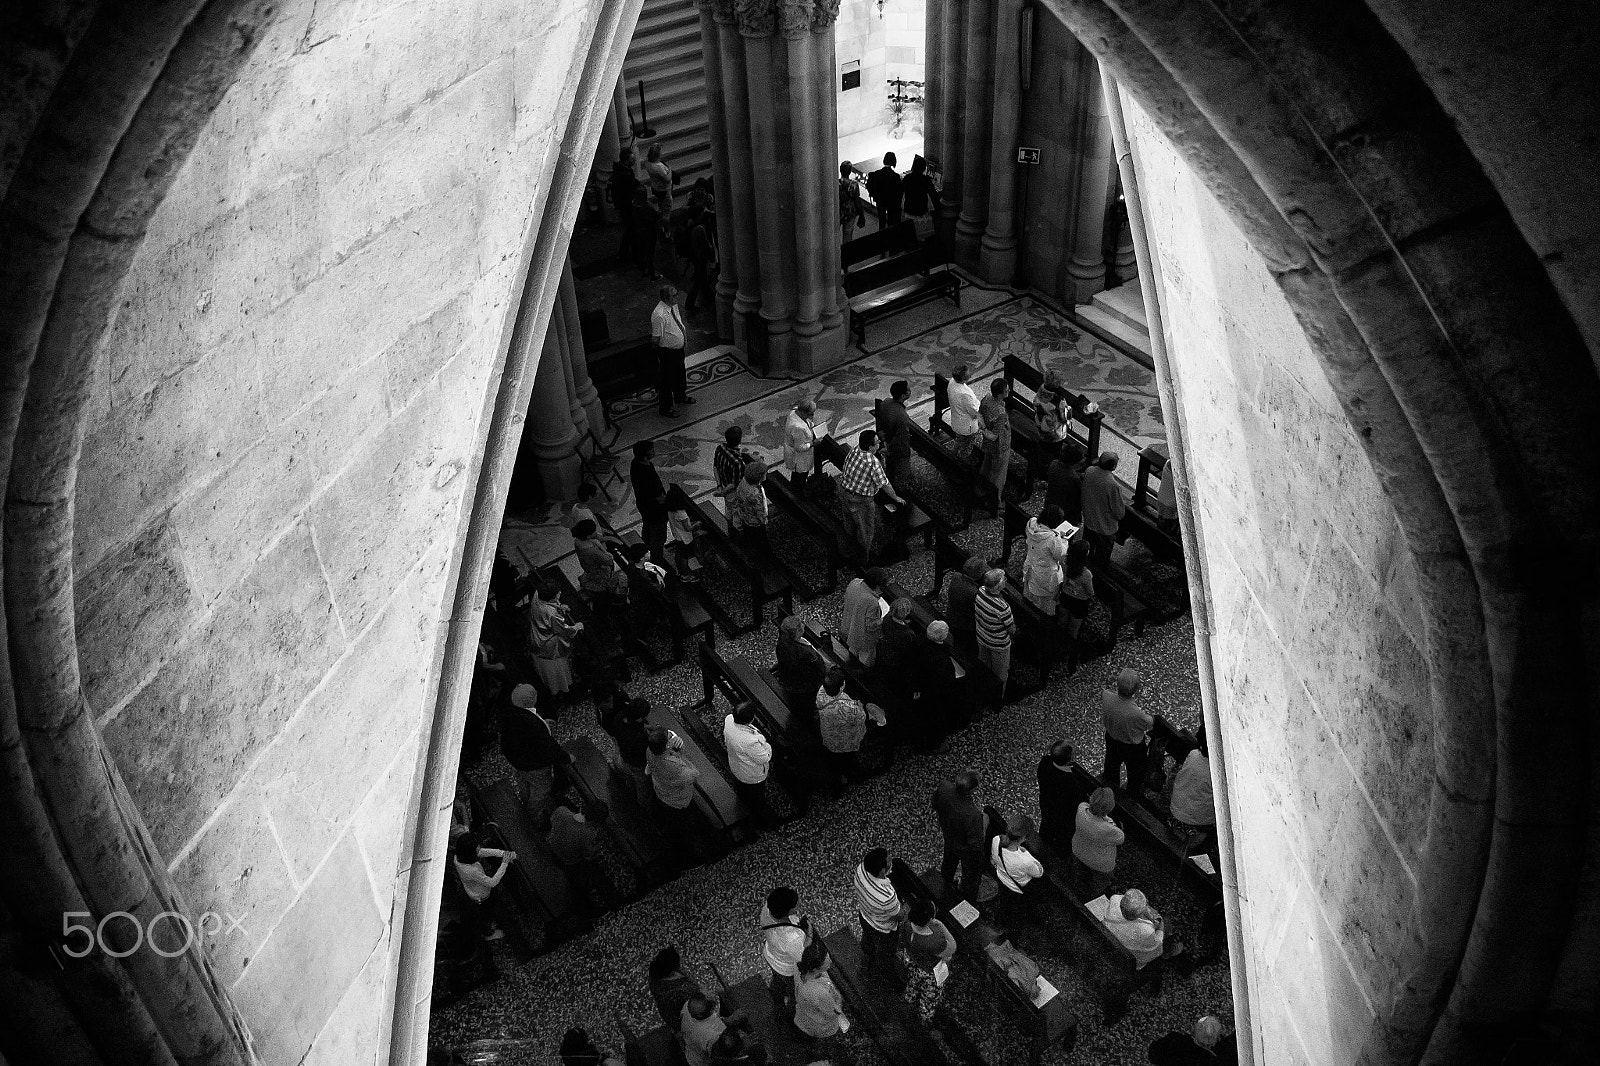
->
[596,514,717,666]
[889,860,1080,1065]
[845,243,961,348]
[707,962,818,1064]
[815,433,938,558]
[562,736,672,890]
[996,503,1151,646]
[645,702,756,849]
[928,531,1058,695]
[980,808,1157,1024]
[1126,444,1185,563]
[698,642,820,808]
[1055,760,1222,901]
[842,218,923,273]
[901,409,977,532]
[586,336,655,432]
[1001,354,1104,472]
[822,927,983,1066]
[467,780,582,953]
[616,1015,677,1066]
[762,469,846,594]
[675,491,795,632]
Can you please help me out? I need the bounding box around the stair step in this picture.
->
[629,90,710,130]
[623,52,707,92]
[1091,281,1148,334]
[1075,303,1153,359]
[628,26,702,61]
[624,37,705,78]
[633,5,701,38]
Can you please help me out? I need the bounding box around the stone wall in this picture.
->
[1125,98,1433,1066]
[1016,16,1095,302]
[68,1,614,1063]
[835,0,888,139]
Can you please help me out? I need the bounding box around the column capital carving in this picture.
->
[700,0,836,37]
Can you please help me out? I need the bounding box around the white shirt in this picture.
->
[947,380,980,436]
[1170,749,1216,827]
[784,409,816,473]
[991,837,1043,893]
[453,849,508,903]
[759,904,809,976]
[651,300,686,349]
[723,715,772,784]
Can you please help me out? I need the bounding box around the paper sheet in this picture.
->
[933,960,950,986]
[1085,895,1113,921]
[1031,977,1059,1008]
[1190,854,1216,876]
[950,900,980,928]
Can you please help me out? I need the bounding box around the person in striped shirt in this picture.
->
[853,847,906,974]
[837,429,905,565]
[974,568,1015,702]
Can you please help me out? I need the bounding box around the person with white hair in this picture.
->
[1146,1013,1237,1064]
[945,364,981,457]
[912,620,961,747]
[1099,888,1179,968]
[783,397,818,493]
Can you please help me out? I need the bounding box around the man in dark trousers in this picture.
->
[931,770,987,900]
[874,379,914,490]
[1044,442,1086,527]
[631,440,670,567]
[651,284,693,416]
[865,152,904,230]
[611,147,640,262]
[499,683,571,831]
[1036,740,1077,852]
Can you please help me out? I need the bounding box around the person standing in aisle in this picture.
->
[866,152,904,230]
[782,398,818,493]
[651,285,693,417]
[875,379,914,490]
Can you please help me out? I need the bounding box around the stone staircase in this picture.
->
[622,0,712,188]
[1076,279,1152,359]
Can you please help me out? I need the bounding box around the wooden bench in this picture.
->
[468,780,582,953]
[976,805,1157,1025]
[586,336,656,430]
[707,962,817,1064]
[1001,354,1104,473]
[675,491,795,632]
[562,736,672,890]
[1126,444,1186,563]
[815,433,938,558]
[645,702,756,849]
[996,503,1151,647]
[843,218,923,273]
[1057,759,1222,901]
[762,469,846,594]
[699,642,821,807]
[822,926,982,1066]
[596,515,717,667]
[616,1015,677,1066]
[845,243,961,348]
[889,860,1079,1065]
[896,411,977,532]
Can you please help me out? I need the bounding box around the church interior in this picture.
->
[0,2,1596,1066]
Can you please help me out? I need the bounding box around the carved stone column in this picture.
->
[560,258,605,439]
[528,318,583,502]
[1066,56,1113,303]
[977,0,1025,282]
[935,0,966,243]
[955,0,995,264]
[697,0,847,377]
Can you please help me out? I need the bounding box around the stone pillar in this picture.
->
[697,0,846,377]
[529,319,583,502]
[1066,57,1113,303]
[977,0,1025,282]
[924,0,946,169]
[955,0,995,265]
[560,259,605,438]
[935,0,966,242]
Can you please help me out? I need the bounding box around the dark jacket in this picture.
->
[631,460,668,520]
[499,706,568,772]
[902,172,936,217]
[865,167,903,217]
[931,779,985,853]
[946,574,979,638]
[601,705,650,768]
[1044,459,1084,526]
[774,638,825,704]
[875,398,913,465]
[1037,753,1076,848]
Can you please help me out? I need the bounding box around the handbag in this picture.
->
[912,213,935,241]
[986,939,1041,992]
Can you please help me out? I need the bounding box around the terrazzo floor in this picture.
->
[436,534,1225,1064]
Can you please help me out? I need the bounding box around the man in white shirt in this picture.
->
[651,284,693,417]
[945,363,981,457]
[1100,889,1169,968]
[783,398,818,493]
[759,886,814,1013]
[723,701,775,827]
